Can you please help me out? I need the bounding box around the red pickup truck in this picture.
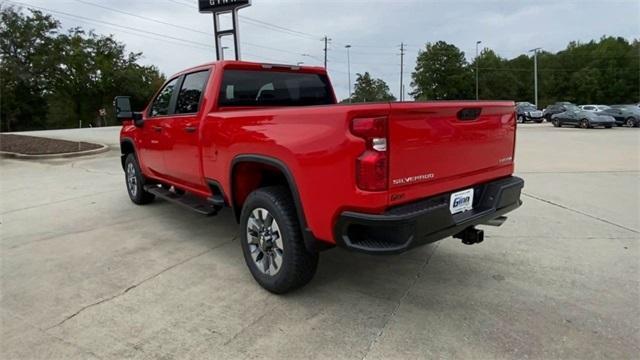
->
[115,60,523,293]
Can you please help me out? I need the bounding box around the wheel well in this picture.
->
[120,140,135,170]
[231,161,291,222]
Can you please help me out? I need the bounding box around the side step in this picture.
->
[145,185,222,216]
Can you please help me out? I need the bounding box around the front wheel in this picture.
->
[517,115,524,123]
[240,186,318,294]
[553,119,561,127]
[124,154,155,205]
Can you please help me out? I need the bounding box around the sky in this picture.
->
[4,0,640,100]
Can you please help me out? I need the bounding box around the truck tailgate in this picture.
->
[388,101,516,203]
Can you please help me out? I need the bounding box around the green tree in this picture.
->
[0,5,165,131]
[348,72,396,102]
[470,49,518,100]
[0,6,60,131]
[411,41,473,100]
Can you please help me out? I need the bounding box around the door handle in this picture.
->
[184,126,197,133]
[152,125,162,132]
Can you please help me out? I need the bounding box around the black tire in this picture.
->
[124,153,155,205]
[553,119,561,127]
[517,115,524,124]
[626,117,637,128]
[580,119,590,129]
[240,186,318,294]
[605,125,613,129]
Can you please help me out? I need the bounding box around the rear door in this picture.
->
[387,102,516,201]
[162,69,211,190]
[139,77,180,177]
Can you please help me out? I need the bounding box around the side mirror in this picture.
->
[114,96,144,127]
[114,96,133,120]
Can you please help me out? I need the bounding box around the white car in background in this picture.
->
[580,105,610,112]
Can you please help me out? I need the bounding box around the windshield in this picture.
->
[566,105,580,111]
[219,70,334,107]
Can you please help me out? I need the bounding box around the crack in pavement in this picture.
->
[70,161,121,176]
[522,192,639,234]
[4,310,105,360]
[1,189,120,215]
[45,237,236,331]
[361,243,440,360]
[222,303,279,346]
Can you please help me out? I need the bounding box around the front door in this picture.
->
[163,69,211,190]
[139,77,180,177]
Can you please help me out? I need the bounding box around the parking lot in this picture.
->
[1,124,638,359]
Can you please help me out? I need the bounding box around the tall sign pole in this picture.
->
[399,43,405,102]
[529,47,542,107]
[199,0,252,61]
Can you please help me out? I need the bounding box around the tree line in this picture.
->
[411,37,639,107]
[0,6,165,132]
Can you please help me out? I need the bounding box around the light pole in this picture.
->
[529,47,542,108]
[345,45,352,103]
[475,40,482,100]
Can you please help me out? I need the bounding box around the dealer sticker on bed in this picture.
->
[450,188,474,214]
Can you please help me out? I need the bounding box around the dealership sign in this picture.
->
[199,0,251,13]
[198,0,252,61]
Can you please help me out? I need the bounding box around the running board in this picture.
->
[144,185,222,216]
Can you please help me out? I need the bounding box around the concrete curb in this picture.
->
[0,143,111,160]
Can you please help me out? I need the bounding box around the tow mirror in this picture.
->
[114,96,132,120]
[114,96,144,127]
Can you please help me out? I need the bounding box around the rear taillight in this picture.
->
[351,117,388,191]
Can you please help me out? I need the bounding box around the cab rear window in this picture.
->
[219,70,333,107]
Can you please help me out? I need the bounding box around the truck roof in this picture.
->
[174,60,328,78]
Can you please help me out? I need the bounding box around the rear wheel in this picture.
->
[124,154,155,205]
[240,186,318,294]
[553,119,561,127]
[580,119,590,129]
[626,117,637,127]
[517,115,524,123]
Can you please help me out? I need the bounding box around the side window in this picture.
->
[176,70,210,114]
[150,77,179,117]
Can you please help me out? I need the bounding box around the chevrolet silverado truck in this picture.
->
[114,61,524,294]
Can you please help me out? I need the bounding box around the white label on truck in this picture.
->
[450,188,474,214]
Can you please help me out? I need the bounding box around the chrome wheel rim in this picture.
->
[126,162,138,197]
[581,120,588,128]
[246,208,284,276]
[627,119,634,127]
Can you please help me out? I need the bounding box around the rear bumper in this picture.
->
[334,176,524,254]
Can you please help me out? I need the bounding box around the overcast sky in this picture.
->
[6,0,640,100]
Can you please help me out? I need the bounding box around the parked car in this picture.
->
[543,102,575,122]
[114,60,524,293]
[516,102,544,123]
[551,105,615,128]
[599,105,640,127]
[580,104,610,112]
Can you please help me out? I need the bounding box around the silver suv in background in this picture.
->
[516,102,544,123]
